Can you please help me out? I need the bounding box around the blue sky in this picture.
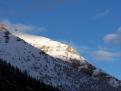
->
[0,0,121,79]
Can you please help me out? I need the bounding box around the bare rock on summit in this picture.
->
[0,24,8,31]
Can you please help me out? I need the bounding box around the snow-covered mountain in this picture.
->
[0,24,121,91]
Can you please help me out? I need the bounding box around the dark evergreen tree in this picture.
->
[0,59,59,91]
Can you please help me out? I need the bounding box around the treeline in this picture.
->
[0,59,59,91]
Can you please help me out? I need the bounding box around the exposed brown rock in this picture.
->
[0,24,8,31]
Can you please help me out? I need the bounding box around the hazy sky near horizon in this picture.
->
[0,0,121,79]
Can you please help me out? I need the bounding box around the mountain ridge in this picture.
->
[0,24,121,91]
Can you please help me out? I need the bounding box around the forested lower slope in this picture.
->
[0,59,59,91]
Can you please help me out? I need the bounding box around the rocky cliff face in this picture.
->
[0,24,121,91]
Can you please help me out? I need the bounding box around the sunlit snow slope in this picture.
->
[16,34,85,62]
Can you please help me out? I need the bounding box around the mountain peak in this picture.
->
[0,24,8,31]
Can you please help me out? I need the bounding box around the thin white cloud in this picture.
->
[92,50,121,61]
[78,45,120,61]
[92,9,110,20]
[78,46,92,54]
[76,44,121,61]
[0,20,46,35]
[97,45,109,50]
[104,27,121,44]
